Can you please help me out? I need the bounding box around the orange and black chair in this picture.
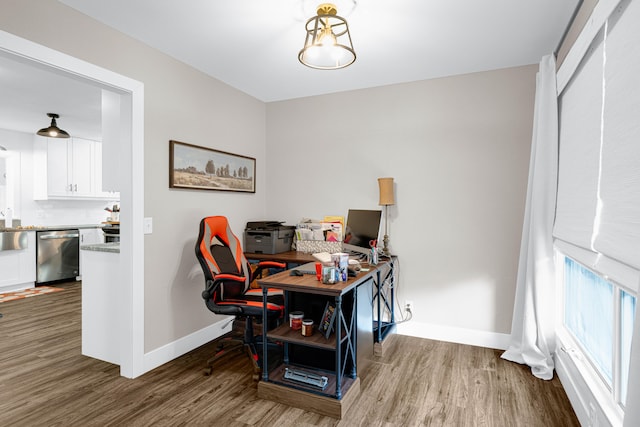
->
[195,216,285,377]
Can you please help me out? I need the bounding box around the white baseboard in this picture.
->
[396,320,511,350]
[0,282,34,294]
[142,317,233,373]
[139,319,508,376]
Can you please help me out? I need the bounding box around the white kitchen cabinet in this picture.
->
[80,227,104,246]
[47,137,94,197]
[33,137,118,200]
[94,142,120,199]
[0,231,36,292]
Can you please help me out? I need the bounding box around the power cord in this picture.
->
[396,301,412,324]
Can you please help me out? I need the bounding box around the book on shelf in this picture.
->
[318,301,336,339]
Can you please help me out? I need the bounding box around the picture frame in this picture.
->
[318,301,336,339]
[169,140,256,193]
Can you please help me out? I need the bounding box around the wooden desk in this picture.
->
[247,251,398,354]
[244,250,315,266]
[256,265,381,419]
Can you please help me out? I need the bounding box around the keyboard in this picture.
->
[312,252,332,263]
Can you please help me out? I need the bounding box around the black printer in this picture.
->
[244,221,295,254]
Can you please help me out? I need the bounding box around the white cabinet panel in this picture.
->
[81,248,120,365]
[46,140,70,197]
[0,231,36,292]
[70,138,93,197]
[79,227,104,278]
[80,227,104,245]
[94,142,120,199]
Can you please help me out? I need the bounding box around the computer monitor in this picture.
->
[342,209,382,256]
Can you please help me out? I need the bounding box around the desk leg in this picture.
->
[335,294,343,400]
[262,286,269,382]
[376,269,382,343]
[373,260,396,343]
[349,285,357,379]
[283,290,289,365]
[390,261,395,324]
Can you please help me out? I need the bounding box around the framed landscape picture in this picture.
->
[169,140,256,193]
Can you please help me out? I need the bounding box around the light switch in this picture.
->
[143,217,153,234]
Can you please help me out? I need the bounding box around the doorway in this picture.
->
[0,29,145,378]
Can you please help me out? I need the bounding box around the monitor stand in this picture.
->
[342,243,370,260]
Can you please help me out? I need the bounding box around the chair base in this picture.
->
[204,315,283,380]
[204,335,261,379]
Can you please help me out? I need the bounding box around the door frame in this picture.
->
[0,30,145,378]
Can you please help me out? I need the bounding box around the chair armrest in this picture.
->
[252,261,286,280]
[201,273,246,301]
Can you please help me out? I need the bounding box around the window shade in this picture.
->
[554,0,640,291]
[593,0,640,271]
[553,35,604,251]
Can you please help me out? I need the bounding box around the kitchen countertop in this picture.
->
[0,224,105,232]
[81,242,120,253]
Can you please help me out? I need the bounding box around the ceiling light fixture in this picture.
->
[37,113,70,139]
[299,3,356,70]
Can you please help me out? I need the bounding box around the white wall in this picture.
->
[266,66,537,347]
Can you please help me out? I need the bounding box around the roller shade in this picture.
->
[553,35,603,251]
[592,0,640,272]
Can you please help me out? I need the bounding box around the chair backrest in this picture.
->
[196,216,251,300]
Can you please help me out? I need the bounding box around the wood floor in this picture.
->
[0,281,579,426]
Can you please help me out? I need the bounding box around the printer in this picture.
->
[244,221,295,254]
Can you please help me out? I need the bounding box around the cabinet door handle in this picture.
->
[74,184,78,191]
[69,184,73,191]
[40,233,80,239]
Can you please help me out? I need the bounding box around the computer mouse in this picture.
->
[289,269,303,276]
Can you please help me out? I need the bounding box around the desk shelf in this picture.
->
[267,323,344,351]
[267,363,356,398]
[258,266,382,418]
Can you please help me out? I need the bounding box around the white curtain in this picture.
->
[501,54,558,380]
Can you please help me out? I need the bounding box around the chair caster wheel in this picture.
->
[204,367,212,376]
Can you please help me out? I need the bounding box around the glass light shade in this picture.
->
[299,5,356,70]
[378,177,395,206]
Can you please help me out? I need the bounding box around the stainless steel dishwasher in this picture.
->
[36,229,80,284]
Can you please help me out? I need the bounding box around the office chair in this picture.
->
[196,216,285,378]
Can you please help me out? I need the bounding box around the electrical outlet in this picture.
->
[405,301,413,313]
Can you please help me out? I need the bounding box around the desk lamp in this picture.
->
[378,177,395,257]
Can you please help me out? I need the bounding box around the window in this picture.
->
[561,256,636,408]
[620,289,636,403]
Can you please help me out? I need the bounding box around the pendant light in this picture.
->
[37,113,70,138]
[299,3,356,70]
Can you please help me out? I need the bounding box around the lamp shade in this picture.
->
[299,3,356,70]
[378,177,395,206]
